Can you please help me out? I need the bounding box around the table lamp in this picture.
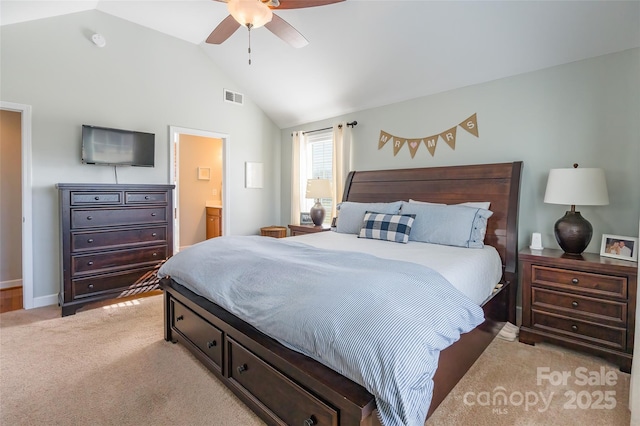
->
[543,164,609,255]
[306,179,332,226]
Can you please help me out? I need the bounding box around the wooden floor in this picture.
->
[0,286,23,314]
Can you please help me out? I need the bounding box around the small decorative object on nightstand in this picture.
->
[288,224,331,237]
[260,226,287,238]
[519,248,637,373]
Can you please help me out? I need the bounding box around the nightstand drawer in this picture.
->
[532,287,627,325]
[532,265,627,299]
[531,310,626,350]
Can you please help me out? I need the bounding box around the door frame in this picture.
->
[1,101,34,309]
[168,126,230,253]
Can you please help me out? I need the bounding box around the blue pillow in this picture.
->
[336,201,402,234]
[358,212,416,244]
[399,201,493,248]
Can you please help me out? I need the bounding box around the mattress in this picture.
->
[291,230,503,305]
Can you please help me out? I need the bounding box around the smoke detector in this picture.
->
[91,34,106,48]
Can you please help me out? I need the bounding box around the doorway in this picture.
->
[168,126,230,253]
[0,101,33,311]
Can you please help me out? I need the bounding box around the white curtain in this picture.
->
[290,131,307,225]
[631,217,640,424]
[331,122,352,219]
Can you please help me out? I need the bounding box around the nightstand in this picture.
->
[519,248,637,372]
[288,224,331,236]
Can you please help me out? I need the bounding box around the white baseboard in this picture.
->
[32,293,58,309]
[0,279,22,290]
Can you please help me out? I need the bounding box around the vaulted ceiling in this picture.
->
[2,1,639,128]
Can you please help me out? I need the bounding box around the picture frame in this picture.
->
[600,234,638,262]
[245,162,264,189]
[300,212,314,225]
[197,167,210,181]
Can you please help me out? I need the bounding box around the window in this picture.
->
[301,130,332,222]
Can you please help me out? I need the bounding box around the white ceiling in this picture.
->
[2,1,639,128]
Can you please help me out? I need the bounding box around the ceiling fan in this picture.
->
[206,0,345,49]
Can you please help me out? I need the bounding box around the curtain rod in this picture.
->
[300,121,358,135]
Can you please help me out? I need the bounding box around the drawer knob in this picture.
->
[87,216,93,220]
[303,416,317,426]
[571,301,579,308]
[571,324,578,332]
[207,340,217,348]
[152,233,157,237]
[237,364,248,374]
[87,238,94,243]
[176,315,184,322]
[153,252,158,257]
[151,212,157,217]
[145,196,150,200]
[88,261,94,266]
[571,278,579,284]
[88,284,94,289]
[94,196,100,201]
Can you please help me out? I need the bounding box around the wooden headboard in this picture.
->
[342,162,523,284]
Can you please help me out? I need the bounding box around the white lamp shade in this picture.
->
[544,167,609,206]
[228,0,273,28]
[306,179,332,199]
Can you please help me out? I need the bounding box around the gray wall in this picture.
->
[281,48,640,254]
[1,11,282,303]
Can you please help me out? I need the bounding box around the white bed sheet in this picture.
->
[291,231,502,305]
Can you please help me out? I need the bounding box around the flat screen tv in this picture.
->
[82,125,155,167]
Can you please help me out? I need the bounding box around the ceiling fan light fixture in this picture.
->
[228,0,273,29]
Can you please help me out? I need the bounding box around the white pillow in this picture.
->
[408,199,491,210]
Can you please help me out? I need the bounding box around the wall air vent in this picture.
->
[224,89,244,106]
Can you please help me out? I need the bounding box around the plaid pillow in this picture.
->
[358,212,416,244]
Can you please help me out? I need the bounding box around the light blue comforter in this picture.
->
[158,235,484,426]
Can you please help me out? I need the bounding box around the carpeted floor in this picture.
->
[0,294,631,425]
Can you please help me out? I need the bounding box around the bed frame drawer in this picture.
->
[228,338,338,426]
[172,300,223,370]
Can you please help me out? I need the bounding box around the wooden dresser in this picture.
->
[57,183,174,316]
[519,248,637,372]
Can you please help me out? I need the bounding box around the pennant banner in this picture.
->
[378,113,479,158]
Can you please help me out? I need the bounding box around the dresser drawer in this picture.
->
[72,245,167,275]
[172,300,223,371]
[125,191,168,204]
[532,287,627,325]
[531,310,626,350]
[71,207,167,229]
[71,226,167,252]
[70,191,122,205]
[228,338,338,426]
[531,265,627,299]
[72,266,160,298]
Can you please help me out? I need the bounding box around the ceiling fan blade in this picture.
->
[206,14,241,44]
[275,0,345,9]
[265,13,308,48]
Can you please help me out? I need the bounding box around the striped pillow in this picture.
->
[358,212,416,244]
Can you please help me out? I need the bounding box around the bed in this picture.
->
[159,161,522,426]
